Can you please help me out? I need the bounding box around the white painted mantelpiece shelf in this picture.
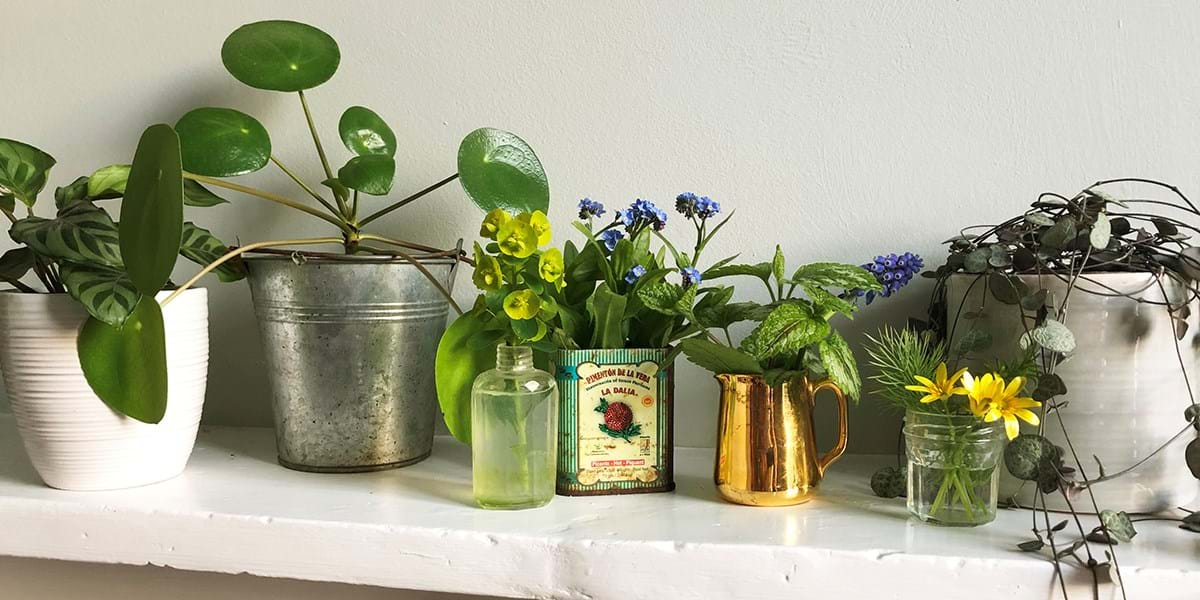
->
[0,415,1195,600]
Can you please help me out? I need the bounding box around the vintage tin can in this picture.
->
[554,348,674,495]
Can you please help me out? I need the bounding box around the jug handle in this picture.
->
[808,378,848,476]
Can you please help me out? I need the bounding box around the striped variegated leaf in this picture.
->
[59,262,142,327]
[9,201,123,269]
[179,221,245,282]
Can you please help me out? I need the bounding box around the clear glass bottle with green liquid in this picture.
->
[471,344,557,509]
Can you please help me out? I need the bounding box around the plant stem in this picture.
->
[358,173,460,227]
[297,90,348,215]
[359,233,463,315]
[269,155,342,218]
[185,174,349,231]
[160,237,343,306]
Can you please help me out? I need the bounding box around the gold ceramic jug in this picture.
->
[714,374,848,506]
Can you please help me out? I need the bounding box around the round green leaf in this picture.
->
[121,124,183,295]
[0,138,56,209]
[77,296,168,424]
[339,106,396,156]
[457,128,549,214]
[337,155,395,196]
[221,20,340,92]
[176,108,271,177]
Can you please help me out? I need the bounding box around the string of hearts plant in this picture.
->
[921,178,1200,599]
[90,20,548,311]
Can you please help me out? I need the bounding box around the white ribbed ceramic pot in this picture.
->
[0,289,208,490]
[946,273,1199,513]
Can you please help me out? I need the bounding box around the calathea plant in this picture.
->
[0,127,237,421]
[91,20,547,308]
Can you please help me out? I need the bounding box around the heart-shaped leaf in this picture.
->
[9,202,123,268]
[457,128,549,214]
[0,138,56,209]
[176,107,271,177]
[59,262,142,327]
[1027,318,1076,353]
[121,124,183,294]
[221,20,340,92]
[1091,212,1112,249]
[337,155,395,196]
[339,106,396,156]
[179,222,245,282]
[1100,510,1137,543]
[77,295,167,423]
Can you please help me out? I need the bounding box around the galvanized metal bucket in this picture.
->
[244,252,459,472]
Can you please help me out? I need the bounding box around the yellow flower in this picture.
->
[503,289,541,320]
[497,219,538,258]
[480,209,511,240]
[471,242,503,291]
[538,248,564,283]
[904,362,968,404]
[963,372,1042,440]
[518,210,552,246]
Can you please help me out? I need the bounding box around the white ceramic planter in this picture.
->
[0,289,208,490]
[946,273,1199,512]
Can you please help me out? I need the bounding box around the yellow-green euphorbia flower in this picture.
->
[518,210,552,246]
[963,372,1042,440]
[538,248,564,283]
[480,208,511,240]
[472,243,503,291]
[497,219,538,258]
[503,289,541,320]
[904,362,968,404]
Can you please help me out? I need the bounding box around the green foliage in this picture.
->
[679,338,763,374]
[0,138,56,209]
[179,222,246,282]
[863,326,946,412]
[0,248,35,289]
[338,154,395,196]
[588,283,628,349]
[739,302,830,361]
[11,202,124,269]
[87,164,228,207]
[1100,510,1137,543]
[120,124,183,295]
[77,297,168,423]
[457,128,549,215]
[59,263,141,327]
[789,262,882,291]
[339,106,396,157]
[221,20,340,92]
[175,107,271,177]
[435,308,497,443]
[818,330,860,401]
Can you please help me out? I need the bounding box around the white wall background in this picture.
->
[5,0,1200,458]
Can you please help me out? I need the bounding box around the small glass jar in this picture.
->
[904,410,1005,526]
[471,345,558,509]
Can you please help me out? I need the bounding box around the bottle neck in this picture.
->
[495,344,534,371]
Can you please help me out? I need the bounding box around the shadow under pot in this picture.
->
[244,252,458,472]
[714,374,848,506]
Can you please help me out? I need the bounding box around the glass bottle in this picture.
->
[471,344,558,509]
[904,410,1005,526]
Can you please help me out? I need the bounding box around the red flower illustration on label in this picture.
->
[595,398,642,442]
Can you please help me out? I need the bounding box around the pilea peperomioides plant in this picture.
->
[0,127,239,422]
[93,20,548,307]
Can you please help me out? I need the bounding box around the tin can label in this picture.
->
[556,348,674,495]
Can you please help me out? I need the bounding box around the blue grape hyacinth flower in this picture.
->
[857,252,924,304]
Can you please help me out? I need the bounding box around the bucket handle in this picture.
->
[807,378,849,476]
